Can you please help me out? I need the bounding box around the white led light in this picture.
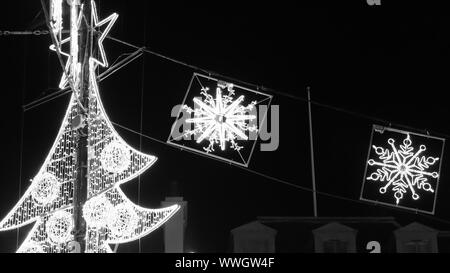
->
[50,0,63,37]
[367,134,439,204]
[85,243,113,253]
[82,59,179,252]
[0,1,179,253]
[100,140,131,173]
[20,242,45,253]
[31,172,60,205]
[107,203,139,239]
[0,93,78,233]
[69,1,79,73]
[83,196,114,228]
[46,210,74,245]
[86,59,157,195]
[183,83,257,153]
[49,4,84,90]
[90,0,118,68]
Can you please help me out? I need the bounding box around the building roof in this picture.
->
[312,222,357,234]
[231,221,277,235]
[394,222,439,234]
[257,216,401,228]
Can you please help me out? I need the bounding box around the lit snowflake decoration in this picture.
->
[46,210,74,245]
[183,82,257,153]
[31,172,60,205]
[100,140,131,173]
[367,134,439,205]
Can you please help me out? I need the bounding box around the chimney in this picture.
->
[161,180,187,253]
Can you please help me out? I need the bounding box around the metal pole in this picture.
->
[308,87,318,217]
[73,0,92,252]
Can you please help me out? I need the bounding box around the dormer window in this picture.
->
[323,239,349,253]
[394,222,438,253]
[313,222,357,253]
[231,221,277,253]
[403,239,432,253]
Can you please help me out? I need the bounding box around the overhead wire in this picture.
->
[12,6,450,230]
[23,49,143,111]
[137,1,149,254]
[16,29,29,251]
[106,36,450,140]
[18,34,450,225]
[110,120,450,227]
[15,28,450,139]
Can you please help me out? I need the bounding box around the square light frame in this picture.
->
[167,73,273,167]
[360,125,445,215]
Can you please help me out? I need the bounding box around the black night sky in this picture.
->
[1,1,450,253]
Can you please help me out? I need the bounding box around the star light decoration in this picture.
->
[366,133,440,205]
[89,0,118,68]
[182,82,258,153]
[0,0,179,253]
[49,0,118,89]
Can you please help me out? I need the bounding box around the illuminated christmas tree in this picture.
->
[0,0,179,253]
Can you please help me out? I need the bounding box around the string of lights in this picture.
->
[0,30,50,36]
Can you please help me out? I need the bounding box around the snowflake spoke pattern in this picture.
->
[182,82,257,153]
[367,134,439,205]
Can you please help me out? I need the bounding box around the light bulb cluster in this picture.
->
[100,140,131,174]
[107,203,139,238]
[17,208,75,253]
[31,172,61,205]
[84,187,179,252]
[46,210,74,245]
[20,242,45,253]
[82,195,114,228]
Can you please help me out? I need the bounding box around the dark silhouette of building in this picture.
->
[231,217,450,253]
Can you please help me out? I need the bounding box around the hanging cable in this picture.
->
[11,17,450,231]
[110,120,450,227]
[23,49,143,111]
[105,36,450,139]
[16,26,30,249]
[17,28,450,224]
[17,24,450,139]
[137,2,148,254]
